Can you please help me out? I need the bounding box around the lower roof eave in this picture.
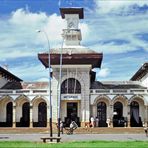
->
[38,53,103,68]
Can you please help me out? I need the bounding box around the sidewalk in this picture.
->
[0,127,147,142]
[0,133,147,142]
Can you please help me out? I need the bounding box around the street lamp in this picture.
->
[57,40,64,138]
[37,29,53,138]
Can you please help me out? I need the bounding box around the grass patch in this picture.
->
[0,140,148,147]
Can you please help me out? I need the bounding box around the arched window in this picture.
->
[61,78,81,94]
[114,101,123,118]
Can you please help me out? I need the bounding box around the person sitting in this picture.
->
[69,121,78,134]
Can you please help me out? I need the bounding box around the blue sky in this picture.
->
[0,0,148,82]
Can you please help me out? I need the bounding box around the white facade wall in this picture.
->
[51,65,91,123]
[0,87,147,127]
[141,73,148,88]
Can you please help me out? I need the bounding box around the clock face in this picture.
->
[68,21,75,28]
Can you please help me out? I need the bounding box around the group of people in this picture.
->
[90,116,111,128]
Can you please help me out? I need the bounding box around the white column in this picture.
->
[30,104,33,128]
[127,105,131,127]
[81,100,85,122]
[47,105,49,127]
[145,105,148,127]
[110,105,113,127]
[13,103,16,128]
[51,73,58,123]
[81,91,90,126]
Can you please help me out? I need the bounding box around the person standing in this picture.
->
[90,116,95,128]
[60,121,64,134]
[95,117,99,127]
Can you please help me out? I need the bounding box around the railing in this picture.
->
[90,89,148,94]
[113,89,127,93]
[95,89,110,93]
[0,89,48,95]
[0,88,147,96]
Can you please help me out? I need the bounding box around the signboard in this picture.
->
[61,94,81,100]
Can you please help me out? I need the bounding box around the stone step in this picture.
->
[0,127,145,134]
[74,127,144,134]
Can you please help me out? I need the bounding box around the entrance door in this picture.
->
[66,102,78,126]
[6,102,13,127]
[113,101,124,127]
[97,102,107,127]
[130,101,142,127]
[22,102,30,127]
[38,102,47,127]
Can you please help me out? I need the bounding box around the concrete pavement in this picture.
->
[0,133,147,142]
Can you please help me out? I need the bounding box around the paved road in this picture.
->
[0,133,148,142]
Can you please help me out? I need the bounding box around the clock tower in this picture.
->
[60,8,84,46]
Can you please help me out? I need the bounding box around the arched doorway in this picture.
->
[61,78,81,127]
[18,102,30,127]
[113,101,124,127]
[130,101,142,127]
[97,102,107,127]
[38,102,47,127]
[65,102,80,127]
[61,78,81,94]
[22,102,30,127]
[6,102,13,127]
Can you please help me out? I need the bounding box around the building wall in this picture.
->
[141,73,148,88]
[91,93,148,126]
[51,65,91,123]
[0,91,147,127]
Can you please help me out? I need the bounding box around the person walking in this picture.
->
[60,121,64,134]
[90,116,95,128]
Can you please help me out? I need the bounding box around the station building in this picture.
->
[0,8,148,128]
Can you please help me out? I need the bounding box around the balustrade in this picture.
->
[90,89,147,94]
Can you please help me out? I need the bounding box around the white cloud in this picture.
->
[81,5,148,54]
[0,8,65,61]
[9,62,48,81]
[79,23,90,41]
[43,13,66,44]
[0,5,148,81]
[36,77,49,82]
[94,0,148,14]
[58,0,61,7]
[96,68,110,78]
[9,8,47,26]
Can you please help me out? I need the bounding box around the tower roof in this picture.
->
[60,7,84,19]
[38,51,103,68]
